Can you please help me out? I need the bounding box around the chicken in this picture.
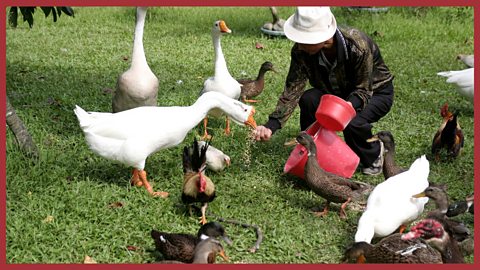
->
[182,138,216,225]
[198,140,230,172]
[431,103,464,161]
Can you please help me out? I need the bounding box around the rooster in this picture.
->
[431,103,464,161]
[182,138,216,225]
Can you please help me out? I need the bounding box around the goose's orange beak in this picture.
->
[244,108,257,129]
[219,20,231,33]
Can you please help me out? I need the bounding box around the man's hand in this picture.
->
[254,126,273,141]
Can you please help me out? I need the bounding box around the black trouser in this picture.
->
[298,83,394,167]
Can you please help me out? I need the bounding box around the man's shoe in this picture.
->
[362,141,384,176]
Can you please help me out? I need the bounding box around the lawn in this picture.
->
[5,6,474,264]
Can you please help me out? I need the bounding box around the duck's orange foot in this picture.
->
[151,191,169,198]
[130,169,143,187]
[313,210,328,217]
[199,215,208,225]
[201,133,212,140]
[244,99,260,103]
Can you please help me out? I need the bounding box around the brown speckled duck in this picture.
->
[402,219,465,263]
[156,238,229,264]
[237,61,276,103]
[367,131,406,179]
[151,221,232,263]
[344,233,442,264]
[296,132,368,219]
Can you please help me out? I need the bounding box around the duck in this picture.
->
[457,54,474,68]
[182,138,215,224]
[200,20,242,139]
[354,155,430,244]
[447,193,474,217]
[402,219,465,263]
[367,131,406,179]
[262,7,286,32]
[156,238,229,264]
[437,68,474,102]
[237,61,276,103]
[295,132,369,219]
[431,103,464,161]
[344,233,442,264]
[74,91,257,197]
[412,185,471,242]
[151,221,232,263]
[112,7,158,113]
[198,140,230,172]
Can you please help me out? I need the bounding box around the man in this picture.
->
[253,7,394,175]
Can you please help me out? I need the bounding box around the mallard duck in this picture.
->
[431,103,464,161]
[112,7,158,113]
[447,193,474,217]
[156,238,229,264]
[200,20,242,138]
[412,185,470,242]
[151,221,232,263]
[182,138,215,224]
[367,131,406,179]
[198,140,230,172]
[295,132,368,219]
[344,233,442,263]
[355,155,430,244]
[437,68,474,102]
[457,54,474,68]
[74,91,257,197]
[237,61,276,103]
[402,219,465,263]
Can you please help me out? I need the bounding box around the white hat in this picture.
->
[284,7,337,44]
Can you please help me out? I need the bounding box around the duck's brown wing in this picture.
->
[367,234,442,263]
[151,231,198,262]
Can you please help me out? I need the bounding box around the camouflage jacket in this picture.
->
[265,26,394,132]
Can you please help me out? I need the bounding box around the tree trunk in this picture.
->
[6,96,39,160]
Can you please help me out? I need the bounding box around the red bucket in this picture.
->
[315,94,356,131]
[283,122,360,179]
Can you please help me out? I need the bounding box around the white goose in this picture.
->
[74,92,257,197]
[200,20,242,138]
[355,155,430,244]
[112,7,159,113]
[437,68,474,102]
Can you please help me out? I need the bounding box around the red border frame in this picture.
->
[2,0,478,269]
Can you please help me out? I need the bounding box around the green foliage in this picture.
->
[6,6,474,264]
[8,6,74,28]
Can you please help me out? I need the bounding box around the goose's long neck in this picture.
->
[131,7,149,68]
[212,33,230,78]
[191,92,233,121]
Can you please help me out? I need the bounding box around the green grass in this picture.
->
[6,6,474,264]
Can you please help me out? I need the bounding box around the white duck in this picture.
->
[74,91,256,197]
[437,68,474,102]
[199,20,242,139]
[112,7,159,113]
[355,155,430,244]
[198,140,231,172]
